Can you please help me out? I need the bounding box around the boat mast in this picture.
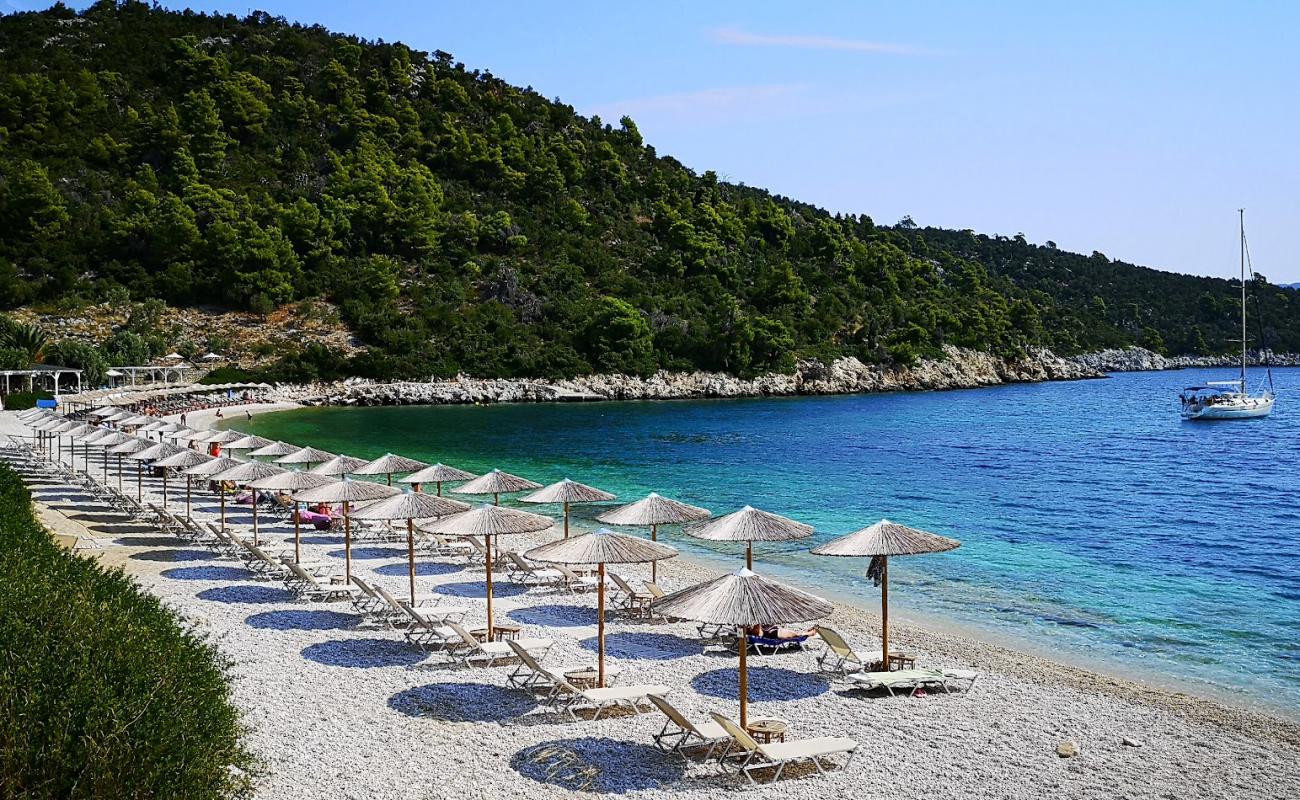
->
[1240,208,1247,394]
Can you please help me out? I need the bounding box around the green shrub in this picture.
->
[199,366,262,385]
[0,465,254,799]
[2,390,54,410]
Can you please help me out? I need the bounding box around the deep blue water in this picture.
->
[241,368,1300,713]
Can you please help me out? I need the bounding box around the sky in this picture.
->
[23,1,1300,282]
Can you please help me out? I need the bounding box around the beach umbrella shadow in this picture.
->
[373,561,461,578]
[129,549,212,563]
[436,580,530,599]
[197,585,294,604]
[113,536,187,548]
[579,631,698,660]
[508,604,596,628]
[247,610,358,631]
[511,738,684,793]
[691,666,829,702]
[300,638,428,668]
[389,682,536,722]
[161,566,249,581]
[326,547,406,560]
[298,534,341,545]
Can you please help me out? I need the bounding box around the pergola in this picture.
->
[1,365,83,397]
[114,364,191,386]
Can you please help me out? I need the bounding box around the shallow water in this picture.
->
[240,368,1300,712]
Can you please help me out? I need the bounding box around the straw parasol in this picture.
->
[309,454,369,477]
[86,431,136,484]
[127,442,183,504]
[652,568,833,727]
[348,490,470,603]
[354,453,428,486]
[598,492,711,582]
[292,478,399,582]
[521,478,616,539]
[224,433,274,451]
[420,504,554,640]
[107,437,151,491]
[685,505,813,570]
[275,446,335,466]
[167,427,203,442]
[211,461,287,544]
[526,528,677,687]
[452,468,541,506]
[152,449,213,519]
[811,519,960,669]
[89,406,119,417]
[248,440,301,458]
[182,456,242,530]
[397,462,476,496]
[247,471,336,563]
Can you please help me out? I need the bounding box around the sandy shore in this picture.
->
[7,410,1298,799]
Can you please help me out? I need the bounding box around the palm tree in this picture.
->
[0,322,50,363]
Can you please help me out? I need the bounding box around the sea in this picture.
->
[238,367,1300,716]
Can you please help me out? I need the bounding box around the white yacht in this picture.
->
[1180,211,1275,421]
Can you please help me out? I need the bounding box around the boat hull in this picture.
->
[1182,397,1274,420]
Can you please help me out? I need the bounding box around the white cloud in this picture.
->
[711,26,934,55]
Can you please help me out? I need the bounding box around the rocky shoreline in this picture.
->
[263,345,1297,408]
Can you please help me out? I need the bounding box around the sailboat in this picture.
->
[1180,210,1275,420]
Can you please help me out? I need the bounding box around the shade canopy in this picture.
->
[525,527,677,566]
[521,478,616,505]
[211,460,286,484]
[347,490,469,521]
[80,429,120,446]
[354,453,428,477]
[811,519,961,557]
[182,456,241,477]
[224,434,274,451]
[246,470,335,492]
[248,440,301,457]
[101,409,134,422]
[120,415,155,427]
[686,505,813,544]
[167,428,205,441]
[309,454,370,476]
[202,430,246,445]
[276,446,336,465]
[152,450,213,469]
[89,406,120,417]
[128,442,184,461]
[398,462,476,485]
[653,567,833,626]
[86,431,136,448]
[419,503,553,537]
[107,438,152,455]
[291,477,399,504]
[597,492,711,527]
[66,424,103,440]
[452,468,541,497]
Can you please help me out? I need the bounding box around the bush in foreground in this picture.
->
[0,464,253,799]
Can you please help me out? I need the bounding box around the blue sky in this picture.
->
[28,1,1300,282]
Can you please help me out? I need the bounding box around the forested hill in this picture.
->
[2,2,1298,382]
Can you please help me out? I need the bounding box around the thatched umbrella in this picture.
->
[224,433,274,452]
[292,478,399,582]
[248,440,300,458]
[182,456,241,530]
[211,461,287,544]
[166,428,201,443]
[275,445,335,467]
[526,528,677,687]
[811,520,960,669]
[521,478,616,539]
[153,449,213,520]
[397,462,476,496]
[247,471,336,563]
[198,429,245,456]
[86,431,136,484]
[420,504,553,640]
[309,454,369,477]
[127,442,183,504]
[107,437,151,491]
[652,568,833,727]
[88,406,120,417]
[354,453,428,486]
[120,414,154,429]
[686,505,813,570]
[348,490,470,603]
[598,492,711,582]
[65,424,102,473]
[452,468,541,506]
[73,426,112,474]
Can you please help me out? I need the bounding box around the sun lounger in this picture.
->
[285,563,360,602]
[814,626,881,675]
[607,572,654,616]
[554,564,599,594]
[728,632,814,656]
[647,694,730,761]
[710,713,857,784]
[940,668,979,692]
[372,583,467,625]
[445,621,553,667]
[503,551,563,587]
[846,668,948,697]
[399,604,460,651]
[538,669,670,721]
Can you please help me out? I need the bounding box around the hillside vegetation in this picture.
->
[1,2,1297,382]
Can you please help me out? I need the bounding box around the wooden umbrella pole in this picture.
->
[387,473,393,486]
[597,562,608,687]
[738,624,749,728]
[117,455,122,491]
[881,557,890,670]
[102,451,108,483]
[252,490,259,546]
[162,471,168,509]
[407,519,416,605]
[136,462,142,502]
[186,476,192,521]
[293,501,301,564]
[746,541,753,570]
[651,523,658,582]
[220,491,226,532]
[563,501,570,538]
[343,502,352,584]
[484,534,495,641]
[435,481,442,496]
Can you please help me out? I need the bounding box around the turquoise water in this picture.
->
[239,369,1300,713]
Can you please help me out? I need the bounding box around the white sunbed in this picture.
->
[711,713,858,784]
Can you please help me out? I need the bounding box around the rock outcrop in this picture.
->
[1069,347,1300,373]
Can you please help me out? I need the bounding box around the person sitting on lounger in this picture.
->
[748,625,817,641]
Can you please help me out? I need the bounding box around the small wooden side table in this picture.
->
[887,653,916,671]
[564,666,623,689]
[470,623,522,642]
[745,718,788,744]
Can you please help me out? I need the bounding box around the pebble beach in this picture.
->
[6,406,1298,800]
